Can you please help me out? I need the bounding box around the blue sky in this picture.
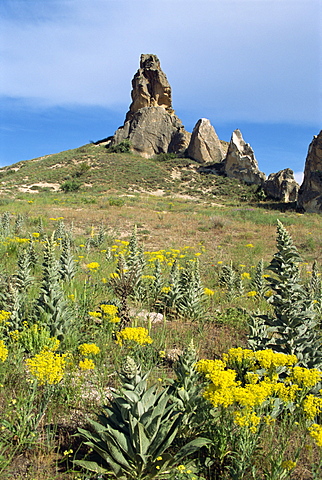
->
[0,0,321,183]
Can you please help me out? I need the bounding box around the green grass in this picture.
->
[0,146,321,479]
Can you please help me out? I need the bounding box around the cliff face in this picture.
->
[297,131,322,212]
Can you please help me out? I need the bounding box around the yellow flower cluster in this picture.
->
[281,460,297,471]
[241,272,251,279]
[303,395,322,420]
[309,423,322,447]
[115,327,153,346]
[204,288,215,296]
[79,358,95,370]
[291,366,322,388]
[88,311,102,318]
[0,310,11,323]
[222,347,297,371]
[233,410,261,433]
[100,304,120,323]
[26,349,66,385]
[78,343,100,356]
[100,304,117,316]
[196,347,322,434]
[0,340,8,362]
[86,262,100,270]
[254,349,297,370]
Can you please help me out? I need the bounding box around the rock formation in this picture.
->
[187,118,225,163]
[224,129,266,185]
[108,54,190,158]
[263,168,299,203]
[297,131,322,212]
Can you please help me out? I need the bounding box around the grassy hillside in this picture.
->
[0,146,322,479]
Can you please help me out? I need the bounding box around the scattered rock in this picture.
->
[297,131,322,212]
[224,129,266,185]
[187,118,225,163]
[109,54,190,158]
[263,168,299,203]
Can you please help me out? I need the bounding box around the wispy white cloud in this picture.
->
[0,0,321,124]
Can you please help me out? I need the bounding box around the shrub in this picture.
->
[106,139,132,153]
[60,180,82,192]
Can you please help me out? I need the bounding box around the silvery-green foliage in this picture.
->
[177,260,205,320]
[95,223,106,247]
[160,261,183,316]
[251,259,268,297]
[109,254,142,328]
[169,340,208,437]
[27,239,38,269]
[75,357,209,479]
[53,219,66,241]
[35,234,74,339]
[248,220,322,369]
[219,262,240,300]
[16,249,34,292]
[0,211,11,237]
[14,214,24,235]
[59,235,78,281]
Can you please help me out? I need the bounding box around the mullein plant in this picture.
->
[75,356,210,480]
[59,234,78,282]
[248,220,322,369]
[35,234,74,339]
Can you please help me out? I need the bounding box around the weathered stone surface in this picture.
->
[224,129,266,185]
[297,131,322,212]
[112,106,190,158]
[187,118,225,163]
[126,54,173,122]
[263,168,299,203]
[109,54,190,158]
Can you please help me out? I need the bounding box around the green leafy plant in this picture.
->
[107,139,132,153]
[248,220,322,369]
[75,356,209,479]
[60,180,82,192]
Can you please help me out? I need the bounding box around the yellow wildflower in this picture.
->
[281,460,297,471]
[86,262,100,270]
[79,358,95,370]
[78,343,100,356]
[204,288,215,296]
[309,423,322,447]
[115,327,153,346]
[26,349,66,385]
[0,340,8,362]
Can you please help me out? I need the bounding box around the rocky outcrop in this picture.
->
[187,118,225,163]
[224,129,266,185]
[108,54,190,158]
[297,131,322,212]
[263,168,299,202]
[125,54,173,122]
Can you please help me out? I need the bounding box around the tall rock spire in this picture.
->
[109,54,190,158]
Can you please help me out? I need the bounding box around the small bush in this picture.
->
[106,139,131,153]
[154,152,177,162]
[60,180,82,193]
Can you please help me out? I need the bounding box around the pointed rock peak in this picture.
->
[108,54,190,158]
[126,53,174,122]
[224,129,266,185]
[187,118,225,163]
